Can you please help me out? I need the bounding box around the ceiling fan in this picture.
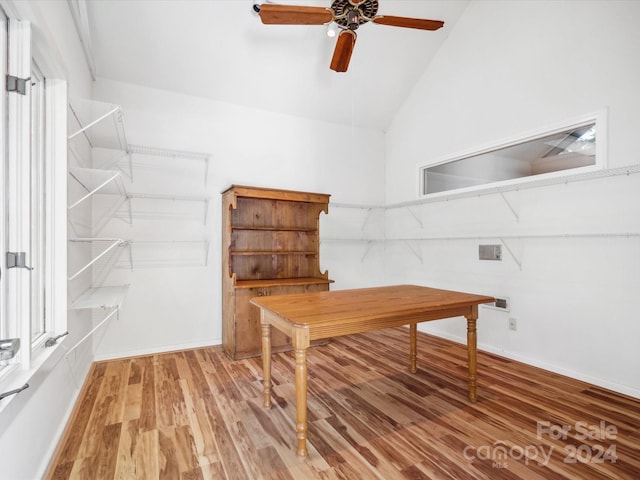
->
[253,0,444,72]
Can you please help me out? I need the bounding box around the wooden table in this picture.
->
[250,284,495,458]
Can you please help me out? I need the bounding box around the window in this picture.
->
[30,61,46,343]
[0,13,67,392]
[0,11,7,361]
[420,114,605,196]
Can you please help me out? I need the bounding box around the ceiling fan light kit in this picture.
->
[326,23,339,37]
[254,0,444,73]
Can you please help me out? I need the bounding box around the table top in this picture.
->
[251,285,495,339]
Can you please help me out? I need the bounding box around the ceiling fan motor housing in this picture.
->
[332,0,379,30]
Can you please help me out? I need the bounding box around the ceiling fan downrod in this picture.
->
[346,9,360,30]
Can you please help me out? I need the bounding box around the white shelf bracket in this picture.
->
[499,237,522,270]
[361,241,374,262]
[120,240,133,271]
[203,198,210,225]
[127,196,133,225]
[361,208,375,231]
[407,206,423,228]
[499,191,519,222]
[123,150,133,182]
[204,157,210,189]
[404,240,423,264]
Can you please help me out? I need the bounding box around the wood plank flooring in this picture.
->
[46,328,640,479]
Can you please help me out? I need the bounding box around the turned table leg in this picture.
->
[261,323,272,409]
[294,347,308,458]
[466,305,478,403]
[409,323,417,374]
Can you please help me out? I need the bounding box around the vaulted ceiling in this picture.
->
[84,0,469,131]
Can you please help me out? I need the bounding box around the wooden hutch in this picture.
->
[221,185,332,360]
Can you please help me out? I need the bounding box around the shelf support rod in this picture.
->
[68,171,121,210]
[68,105,121,140]
[64,307,119,358]
[499,237,522,270]
[67,239,123,281]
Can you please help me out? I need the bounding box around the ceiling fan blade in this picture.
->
[330,29,356,73]
[258,4,333,25]
[373,15,444,31]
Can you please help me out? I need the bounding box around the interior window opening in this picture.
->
[422,119,600,196]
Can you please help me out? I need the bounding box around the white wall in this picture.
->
[385,0,640,397]
[91,78,387,359]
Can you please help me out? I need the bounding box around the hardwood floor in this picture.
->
[46,328,640,479]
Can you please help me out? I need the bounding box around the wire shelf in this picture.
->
[70,285,130,310]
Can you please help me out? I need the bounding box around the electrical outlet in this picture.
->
[508,318,517,331]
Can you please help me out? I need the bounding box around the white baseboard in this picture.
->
[419,327,640,400]
[94,337,222,362]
